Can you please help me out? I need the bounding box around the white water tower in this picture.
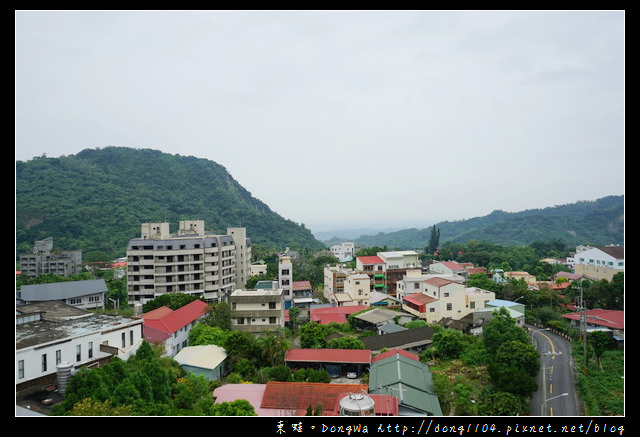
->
[339,392,375,416]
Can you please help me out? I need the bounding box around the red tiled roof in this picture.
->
[372,348,419,363]
[424,277,457,287]
[310,305,368,324]
[285,348,372,364]
[142,300,209,334]
[404,292,437,305]
[563,309,624,330]
[312,305,368,315]
[261,381,368,414]
[293,281,312,290]
[357,256,384,265]
[311,313,349,324]
[141,306,174,320]
[142,324,171,343]
[440,261,465,270]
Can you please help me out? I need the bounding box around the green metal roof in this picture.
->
[368,352,443,416]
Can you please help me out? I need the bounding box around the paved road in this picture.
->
[527,325,582,416]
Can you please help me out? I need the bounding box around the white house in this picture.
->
[572,245,624,281]
[330,242,357,261]
[141,299,209,357]
[16,301,144,396]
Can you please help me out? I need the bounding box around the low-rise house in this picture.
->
[250,261,267,277]
[429,261,468,277]
[562,308,624,332]
[503,271,537,284]
[370,290,402,308]
[323,265,371,307]
[16,300,144,397]
[17,279,108,310]
[330,242,357,261]
[401,277,495,324]
[395,269,465,300]
[310,304,368,325]
[360,326,435,354]
[292,280,313,307]
[173,345,227,381]
[285,348,372,378]
[351,307,414,331]
[369,348,442,416]
[572,245,624,281]
[475,299,526,327]
[213,381,399,416]
[141,299,209,357]
[229,286,285,333]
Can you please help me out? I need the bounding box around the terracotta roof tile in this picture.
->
[261,381,368,413]
[142,300,208,334]
[285,348,372,364]
[357,256,384,265]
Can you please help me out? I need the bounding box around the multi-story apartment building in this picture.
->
[229,285,285,333]
[572,245,624,281]
[126,221,251,305]
[19,237,82,278]
[355,251,420,296]
[323,265,371,307]
[330,242,357,261]
[401,274,495,324]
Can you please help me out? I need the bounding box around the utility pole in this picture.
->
[579,281,587,374]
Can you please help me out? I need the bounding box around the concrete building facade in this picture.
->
[19,237,82,278]
[229,286,285,333]
[572,245,624,281]
[126,221,251,305]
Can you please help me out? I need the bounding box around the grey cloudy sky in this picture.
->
[15,10,625,232]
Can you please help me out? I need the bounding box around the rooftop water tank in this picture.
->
[56,362,75,394]
[339,392,375,416]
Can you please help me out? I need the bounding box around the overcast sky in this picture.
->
[15,10,625,233]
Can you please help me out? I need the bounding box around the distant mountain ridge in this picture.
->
[340,196,624,249]
[16,147,325,259]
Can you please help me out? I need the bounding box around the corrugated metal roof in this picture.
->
[285,348,372,364]
[173,345,227,369]
[368,352,442,415]
[19,279,107,301]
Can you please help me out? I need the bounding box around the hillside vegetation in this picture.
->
[16,147,325,259]
[352,195,624,250]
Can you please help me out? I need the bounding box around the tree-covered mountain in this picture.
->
[16,147,325,260]
[351,195,624,250]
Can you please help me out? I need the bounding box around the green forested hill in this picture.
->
[353,195,624,250]
[16,147,325,259]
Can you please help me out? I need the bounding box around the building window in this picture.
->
[56,350,62,365]
[18,361,24,379]
[41,354,47,372]
[122,333,126,348]
[88,342,93,359]
[130,330,134,346]
[76,345,82,362]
